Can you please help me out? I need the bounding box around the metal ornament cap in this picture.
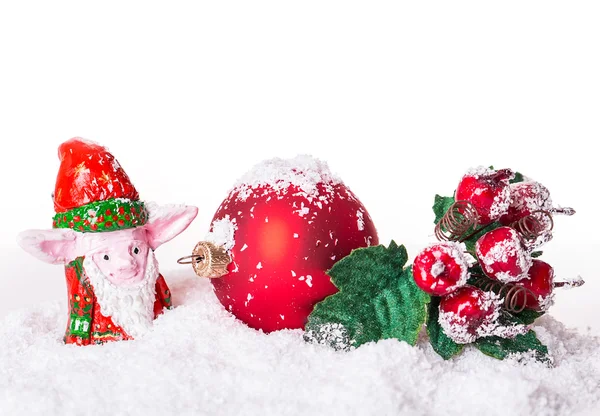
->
[178,241,231,278]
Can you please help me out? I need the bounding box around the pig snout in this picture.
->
[90,239,150,286]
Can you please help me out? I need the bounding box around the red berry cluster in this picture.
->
[457,167,556,230]
[413,241,511,344]
[462,167,560,311]
[412,241,503,343]
[413,166,574,344]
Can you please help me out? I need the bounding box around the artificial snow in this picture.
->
[232,155,341,202]
[356,210,365,231]
[465,165,496,178]
[1,270,600,416]
[509,181,553,214]
[489,186,511,220]
[305,275,313,288]
[205,215,238,251]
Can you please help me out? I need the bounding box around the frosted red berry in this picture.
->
[476,226,532,283]
[455,167,514,225]
[514,259,555,311]
[412,242,470,296]
[438,285,499,344]
[500,181,553,226]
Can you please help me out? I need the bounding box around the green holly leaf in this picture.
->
[304,241,431,351]
[475,330,551,364]
[474,311,550,363]
[510,171,525,184]
[82,304,93,313]
[510,309,545,325]
[427,297,463,359]
[531,251,543,258]
[433,194,455,224]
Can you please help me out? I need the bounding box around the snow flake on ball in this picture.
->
[245,293,253,307]
[205,215,238,251]
[233,155,341,202]
[293,202,310,218]
[356,210,365,231]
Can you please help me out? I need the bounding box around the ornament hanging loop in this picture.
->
[176,255,204,265]
[177,241,231,278]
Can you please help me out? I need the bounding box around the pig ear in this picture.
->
[17,228,80,265]
[144,202,199,250]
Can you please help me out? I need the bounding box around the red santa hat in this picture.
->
[52,138,148,232]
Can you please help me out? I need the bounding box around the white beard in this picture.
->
[83,251,159,339]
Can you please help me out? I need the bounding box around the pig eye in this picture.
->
[103,254,110,261]
[133,247,140,255]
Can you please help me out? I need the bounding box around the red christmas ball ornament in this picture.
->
[205,156,378,333]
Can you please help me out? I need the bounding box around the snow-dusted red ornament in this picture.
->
[513,259,555,311]
[499,180,553,226]
[438,285,528,344]
[475,226,533,283]
[438,285,500,344]
[412,242,471,296]
[203,156,378,333]
[455,167,513,226]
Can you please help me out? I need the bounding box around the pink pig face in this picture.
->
[17,203,199,286]
[87,228,151,285]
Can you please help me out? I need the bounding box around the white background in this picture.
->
[0,2,598,334]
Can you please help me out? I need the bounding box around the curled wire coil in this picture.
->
[435,200,480,242]
[473,276,539,313]
[511,210,554,241]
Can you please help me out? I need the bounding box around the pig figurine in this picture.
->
[17,138,198,345]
